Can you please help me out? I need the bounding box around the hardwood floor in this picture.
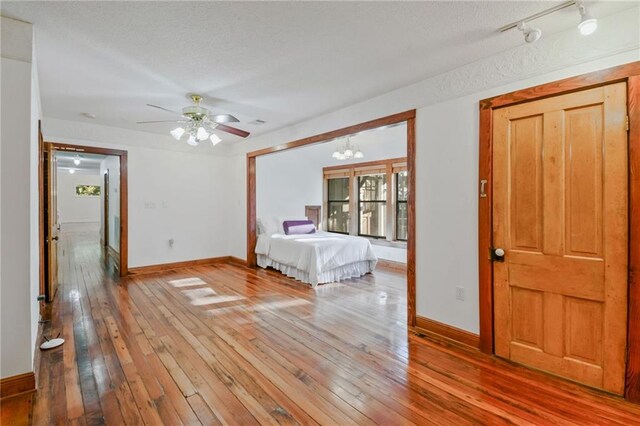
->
[20,224,640,424]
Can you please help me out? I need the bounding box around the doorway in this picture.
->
[478,62,640,402]
[40,142,129,302]
[247,110,417,325]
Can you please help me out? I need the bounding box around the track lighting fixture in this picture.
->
[518,22,542,44]
[577,1,597,35]
[499,1,598,43]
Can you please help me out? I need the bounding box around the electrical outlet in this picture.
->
[455,286,465,301]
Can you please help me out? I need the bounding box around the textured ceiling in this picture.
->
[2,1,634,144]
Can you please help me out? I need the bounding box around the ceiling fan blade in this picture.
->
[216,124,250,138]
[146,104,181,115]
[210,114,240,123]
[136,120,183,124]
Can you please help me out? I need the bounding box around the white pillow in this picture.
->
[257,217,277,236]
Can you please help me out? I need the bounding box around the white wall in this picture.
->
[1,17,40,379]
[57,171,102,223]
[29,26,43,370]
[43,119,233,268]
[99,156,120,252]
[222,7,640,334]
[257,123,406,220]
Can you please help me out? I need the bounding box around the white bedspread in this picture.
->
[255,231,377,286]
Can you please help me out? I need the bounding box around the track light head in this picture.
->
[518,21,542,44]
[577,1,597,35]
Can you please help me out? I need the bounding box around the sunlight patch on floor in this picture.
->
[168,277,207,288]
[182,287,217,299]
[191,295,245,306]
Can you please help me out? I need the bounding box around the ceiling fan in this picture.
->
[136,94,250,146]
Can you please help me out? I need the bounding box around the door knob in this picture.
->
[52,236,59,241]
[490,247,505,262]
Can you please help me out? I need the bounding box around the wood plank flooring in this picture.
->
[22,223,640,424]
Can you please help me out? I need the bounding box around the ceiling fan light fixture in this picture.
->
[196,126,210,141]
[73,155,81,165]
[210,134,222,146]
[187,135,199,146]
[69,168,75,174]
[332,150,341,159]
[354,151,364,159]
[141,94,250,143]
[170,127,185,140]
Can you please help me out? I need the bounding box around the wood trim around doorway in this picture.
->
[246,110,417,326]
[478,61,640,403]
[44,142,129,276]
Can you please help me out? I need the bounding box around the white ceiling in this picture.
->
[2,1,635,144]
[56,152,106,174]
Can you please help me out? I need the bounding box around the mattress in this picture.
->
[255,231,378,287]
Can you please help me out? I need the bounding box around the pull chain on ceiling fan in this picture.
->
[136,94,250,146]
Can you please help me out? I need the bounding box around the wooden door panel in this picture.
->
[565,104,604,257]
[565,297,603,365]
[511,287,544,349]
[509,252,604,301]
[510,115,543,251]
[493,82,628,394]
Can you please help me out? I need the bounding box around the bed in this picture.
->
[255,230,378,287]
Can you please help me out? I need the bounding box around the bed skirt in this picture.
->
[257,255,376,287]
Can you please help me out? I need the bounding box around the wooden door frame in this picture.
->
[246,110,417,326]
[40,142,129,276]
[478,61,640,402]
[103,169,110,247]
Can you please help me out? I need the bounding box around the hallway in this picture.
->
[22,224,640,424]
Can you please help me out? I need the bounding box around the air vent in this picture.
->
[249,119,266,126]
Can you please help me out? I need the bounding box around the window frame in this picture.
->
[323,157,407,243]
[395,171,408,241]
[326,177,350,235]
[357,173,387,239]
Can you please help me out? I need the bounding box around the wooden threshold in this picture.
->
[414,316,480,349]
[128,256,246,275]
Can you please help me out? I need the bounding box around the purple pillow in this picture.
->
[283,220,316,235]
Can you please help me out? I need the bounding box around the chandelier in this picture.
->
[332,137,363,160]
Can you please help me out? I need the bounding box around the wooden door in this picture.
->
[46,148,59,301]
[492,82,628,394]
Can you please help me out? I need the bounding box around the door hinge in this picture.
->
[626,115,630,132]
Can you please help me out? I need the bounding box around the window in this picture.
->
[358,174,386,238]
[327,177,350,233]
[323,157,407,243]
[396,171,408,241]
